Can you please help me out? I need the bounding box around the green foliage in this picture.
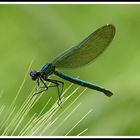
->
[0,4,139,136]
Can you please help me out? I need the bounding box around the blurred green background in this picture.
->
[0,4,140,136]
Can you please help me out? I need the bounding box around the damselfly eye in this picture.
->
[30,70,38,81]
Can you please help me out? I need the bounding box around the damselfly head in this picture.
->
[30,69,41,81]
